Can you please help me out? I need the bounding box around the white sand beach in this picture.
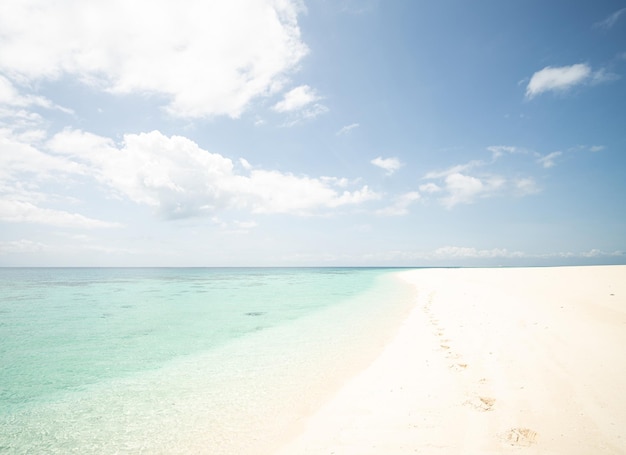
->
[274,266,626,454]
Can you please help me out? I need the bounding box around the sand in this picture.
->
[274,266,626,454]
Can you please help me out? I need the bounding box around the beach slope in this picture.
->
[275,266,626,454]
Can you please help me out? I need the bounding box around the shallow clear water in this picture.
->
[0,267,416,454]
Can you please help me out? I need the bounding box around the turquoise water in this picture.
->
[0,268,416,454]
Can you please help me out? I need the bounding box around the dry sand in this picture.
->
[274,265,626,454]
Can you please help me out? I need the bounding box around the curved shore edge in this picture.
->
[274,265,626,454]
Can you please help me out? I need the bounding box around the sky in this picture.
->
[0,0,625,267]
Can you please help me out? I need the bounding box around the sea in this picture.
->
[0,267,417,454]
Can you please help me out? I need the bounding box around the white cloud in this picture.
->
[0,130,109,229]
[418,182,441,194]
[0,108,45,134]
[0,128,85,182]
[300,103,329,120]
[247,171,377,214]
[571,144,607,153]
[433,246,525,259]
[525,64,591,99]
[336,123,360,136]
[371,156,403,175]
[0,75,52,109]
[537,151,562,168]
[0,239,46,254]
[0,199,121,228]
[594,8,626,29]
[420,146,547,208]
[423,160,483,179]
[356,246,624,264]
[436,173,506,209]
[274,85,328,126]
[273,85,319,112]
[579,249,624,258]
[0,0,308,118]
[440,173,484,208]
[279,103,329,126]
[0,76,73,135]
[239,158,252,170]
[514,178,540,196]
[376,191,420,216]
[486,145,524,159]
[47,129,379,217]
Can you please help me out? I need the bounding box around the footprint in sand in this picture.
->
[501,428,538,447]
[449,362,468,371]
[464,396,496,412]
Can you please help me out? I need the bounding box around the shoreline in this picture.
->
[274,265,626,454]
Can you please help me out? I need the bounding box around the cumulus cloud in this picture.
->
[274,86,328,126]
[440,173,485,208]
[46,129,379,217]
[0,0,308,118]
[525,64,592,98]
[422,161,501,208]
[371,156,403,175]
[273,85,319,112]
[238,158,252,171]
[419,144,550,208]
[524,64,619,99]
[423,167,506,208]
[421,155,507,207]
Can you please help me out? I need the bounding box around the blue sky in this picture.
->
[0,0,625,266]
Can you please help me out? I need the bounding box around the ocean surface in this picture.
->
[0,267,416,454]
